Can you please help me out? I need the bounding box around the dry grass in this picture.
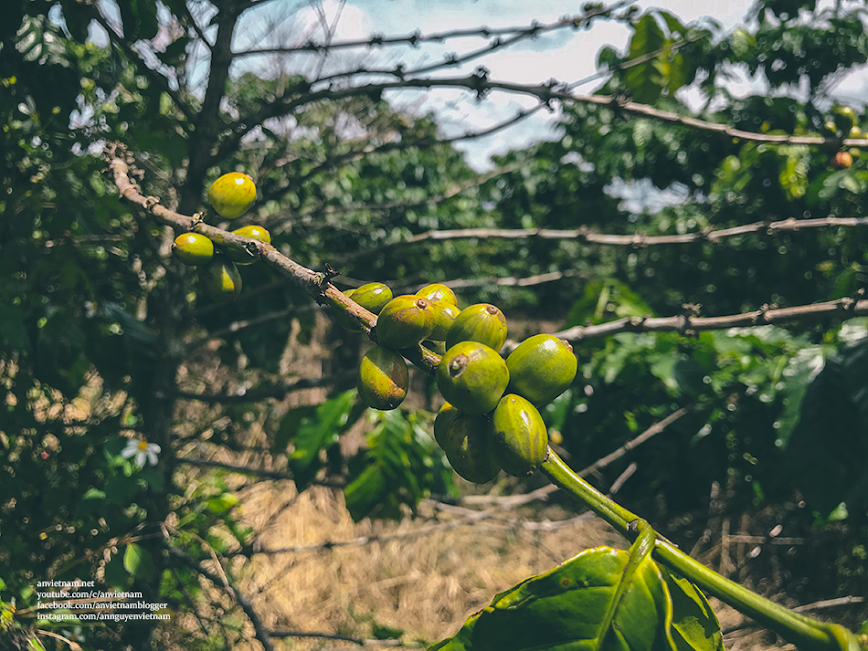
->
[224,481,626,650]
[183,479,825,651]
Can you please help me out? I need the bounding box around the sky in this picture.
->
[249,0,761,171]
[226,0,868,209]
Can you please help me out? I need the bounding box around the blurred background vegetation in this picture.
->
[2,0,868,649]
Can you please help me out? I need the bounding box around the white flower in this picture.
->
[121,438,161,468]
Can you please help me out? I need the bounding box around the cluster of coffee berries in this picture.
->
[348,283,578,483]
[823,105,862,169]
[172,172,269,300]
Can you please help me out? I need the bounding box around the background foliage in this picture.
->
[2,0,868,649]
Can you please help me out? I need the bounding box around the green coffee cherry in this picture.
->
[208,172,256,219]
[506,334,577,405]
[428,302,460,342]
[492,394,548,476]
[352,283,393,314]
[357,346,409,410]
[173,232,214,265]
[227,224,271,265]
[435,407,501,484]
[202,259,242,300]
[416,283,458,306]
[436,341,509,416]
[376,295,435,349]
[446,303,508,352]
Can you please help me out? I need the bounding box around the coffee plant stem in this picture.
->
[541,449,859,651]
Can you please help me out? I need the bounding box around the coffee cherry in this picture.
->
[491,394,548,476]
[436,341,509,416]
[208,172,256,219]
[333,288,365,333]
[433,402,462,449]
[352,283,393,314]
[506,334,577,405]
[416,283,458,306]
[833,151,853,169]
[428,302,460,342]
[376,295,435,349]
[835,105,858,126]
[173,232,214,265]
[227,224,271,265]
[435,408,500,484]
[202,259,242,300]
[357,346,409,411]
[446,303,507,352]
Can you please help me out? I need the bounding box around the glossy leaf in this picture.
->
[660,569,724,651]
[430,543,689,651]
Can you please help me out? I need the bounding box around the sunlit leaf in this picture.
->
[430,544,681,651]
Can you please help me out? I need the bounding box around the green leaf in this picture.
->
[656,10,686,37]
[345,463,395,522]
[123,543,155,580]
[288,390,357,489]
[104,549,130,589]
[660,569,724,651]
[625,14,667,104]
[345,410,450,522]
[781,338,868,518]
[773,347,823,446]
[429,544,682,650]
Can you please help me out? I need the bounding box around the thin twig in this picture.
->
[234,3,629,59]
[340,215,868,261]
[553,296,868,343]
[214,74,868,172]
[164,544,275,651]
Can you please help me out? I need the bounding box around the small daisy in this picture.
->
[122,438,161,468]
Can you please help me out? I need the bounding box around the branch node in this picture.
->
[838,297,857,314]
[752,303,771,325]
[680,303,701,337]
[323,263,340,281]
[471,66,491,99]
[143,196,161,211]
